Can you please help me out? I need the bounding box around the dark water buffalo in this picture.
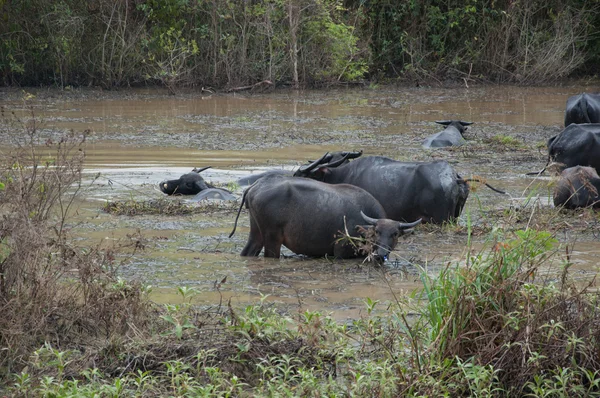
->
[553,166,600,209]
[564,93,600,126]
[236,150,363,186]
[229,174,421,261]
[422,120,472,148]
[160,166,233,199]
[294,154,470,224]
[547,124,600,174]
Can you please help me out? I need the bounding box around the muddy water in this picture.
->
[2,84,600,319]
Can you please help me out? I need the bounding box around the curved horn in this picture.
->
[360,211,379,225]
[298,152,330,172]
[343,150,363,159]
[192,166,212,174]
[397,218,422,230]
[435,120,452,126]
[322,152,352,169]
[460,121,473,126]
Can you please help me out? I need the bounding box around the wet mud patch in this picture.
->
[4,84,600,316]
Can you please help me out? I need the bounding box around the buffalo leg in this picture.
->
[240,217,263,256]
[263,232,283,258]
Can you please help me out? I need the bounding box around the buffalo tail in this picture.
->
[462,178,507,195]
[228,185,250,238]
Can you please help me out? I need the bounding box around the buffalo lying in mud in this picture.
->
[553,166,600,209]
[546,124,600,174]
[236,150,363,186]
[564,93,600,126]
[229,174,421,261]
[159,167,235,200]
[294,154,470,224]
[422,120,472,148]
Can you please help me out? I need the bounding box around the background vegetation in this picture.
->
[1,0,599,89]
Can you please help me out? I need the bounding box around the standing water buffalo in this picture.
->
[159,167,235,200]
[236,150,363,186]
[547,124,600,174]
[564,93,600,126]
[553,166,600,209]
[294,154,470,224]
[229,174,421,261]
[422,120,472,148]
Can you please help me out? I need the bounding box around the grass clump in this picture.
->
[103,197,239,216]
[488,134,525,148]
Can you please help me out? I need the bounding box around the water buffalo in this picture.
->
[422,120,472,148]
[547,124,600,174]
[160,166,233,199]
[294,154,470,224]
[564,93,600,126]
[229,174,421,261]
[236,150,363,187]
[553,166,600,209]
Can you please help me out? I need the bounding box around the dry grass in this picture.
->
[103,197,239,216]
[0,107,152,379]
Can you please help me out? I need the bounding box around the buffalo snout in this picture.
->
[359,211,422,263]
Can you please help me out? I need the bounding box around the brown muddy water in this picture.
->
[2,84,600,320]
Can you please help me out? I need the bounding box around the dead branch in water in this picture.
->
[225,80,274,93]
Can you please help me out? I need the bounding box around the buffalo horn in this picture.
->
[298,152,330,172]
[192,166,212,174]
[435,120,452,126]
[459,121,473,126]
[360,211,379,225]
[397,219,422,230]
[321,152,352,169]
[343,150,363,159]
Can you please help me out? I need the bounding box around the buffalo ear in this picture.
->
[547,135,557,147]
[195,180,209,191]
[317,166,331,175]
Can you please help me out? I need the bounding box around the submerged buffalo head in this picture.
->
[159,166,213,195]
[357,211,422,263]
[435,120,473,136]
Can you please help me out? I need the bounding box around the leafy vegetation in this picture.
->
[1,0,598,88]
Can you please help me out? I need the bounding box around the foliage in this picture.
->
[1,0,598,87]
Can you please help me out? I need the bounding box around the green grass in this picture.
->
[6,226,600,397]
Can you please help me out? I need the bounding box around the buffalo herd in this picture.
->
[160,92,600,261]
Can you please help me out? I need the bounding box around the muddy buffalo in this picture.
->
[236,150,363,186]
[229,174,421,261]
[160,166,234,200]
[553,166,600,209]
[294,153,470,224]
[564,93,600,126]
[422,120,472,148]
[547,124,600,174]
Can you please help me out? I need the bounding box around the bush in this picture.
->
[0,105,151,379]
